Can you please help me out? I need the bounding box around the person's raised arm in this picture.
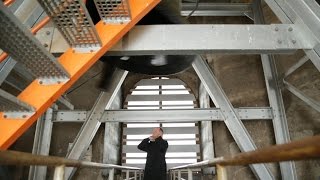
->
[137,138,151,152]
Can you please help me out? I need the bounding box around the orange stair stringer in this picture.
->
[0,0,160,149]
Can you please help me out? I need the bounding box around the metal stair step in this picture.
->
[93,0,132,23]
[0,2,69,85]
[0,89,34,112]
[37,0,102,52]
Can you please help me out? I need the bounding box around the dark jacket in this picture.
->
[138,137,168,180]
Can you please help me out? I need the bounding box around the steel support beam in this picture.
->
[283,55,309,78]
[54,107,273,123]
[192,57,274,179]
[263,0,320,72]
[49,24,311,55]
[28,108,53,180]
[199,83,215,175]
[64,69,128,179]
[284,80,320,113]
[253,1,297,179]
[103,89,122,176]
[181,3,252,17]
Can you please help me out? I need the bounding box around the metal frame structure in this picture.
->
[0,0,160,149]
[1,0,320,179]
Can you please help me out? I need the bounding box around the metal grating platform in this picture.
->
[37,0,102,52]
[0,90,34,113]
[93,0,131,23]
[0,3,69,85]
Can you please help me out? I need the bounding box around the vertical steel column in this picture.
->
[199,83,215,175]
[173,170,176,180]
[108,168,114,180]
[65,69,128,179]
[134,171,137,180]
[178,170,181,179]
[253,0,297,179]
[28,108,53,180]
[192,57,274,179]
[53,165,65,180]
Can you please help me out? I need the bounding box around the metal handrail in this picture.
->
[0,150,143,180]
[169,135,320,180]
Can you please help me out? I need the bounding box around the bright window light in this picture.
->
[131,91,159,95]
[169,140,196,145]
[162,106,194,109]
[126,135,151,139]
[161,85,185,89]
[162,101,194,105]
[162,90,189,95]
[126,159,146,164]
[162,123,195,127]
[128,101,159,105]
[166,152,197,157]
[136,85,159,89]
[127,124,160,128]
[126,153,147,157]
[163,134,196,139]
[166,159,197,164]
[124,77,199,166]
[127,107,159,110]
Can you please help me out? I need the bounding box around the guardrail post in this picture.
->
[126,170,130,180]
[53,165,65,180]
[187,169,193,180]
[178,170,181,179]
[173,170,176,180]
[217,165,227,180]
[134,170,137,180]
[139,171,142,180]
[108,168,114,180]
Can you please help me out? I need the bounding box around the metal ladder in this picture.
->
[0,0,160,149]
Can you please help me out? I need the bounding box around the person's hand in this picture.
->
[149,136,155,141]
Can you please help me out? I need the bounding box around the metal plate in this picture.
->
[0,89,34,114]
[37,0,102,52]
[94,0,131,23]
[0,3,69,84]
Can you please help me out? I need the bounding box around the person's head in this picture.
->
[152,127,164,138]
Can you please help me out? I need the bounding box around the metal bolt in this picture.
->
[277,39,282,44]
[90,49,94,53]
[288,27,293,32]
[3,115,7,118]
[39,81,43,84]
[46,31,51,35]
[292,39,296,44]
[275,27,279,31]
[57,81,61,84]
[44,43,48,47]
[22,115,27,118]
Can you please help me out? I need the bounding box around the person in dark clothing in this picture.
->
[138,128,168,180]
